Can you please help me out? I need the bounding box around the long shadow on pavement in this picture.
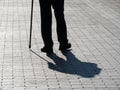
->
[30,49,101,78]
[47,50,101,78]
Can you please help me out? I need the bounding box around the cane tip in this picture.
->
[29,45,31,49]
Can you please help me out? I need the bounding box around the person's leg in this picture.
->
[52,0,71,50]
[39,0,53,53]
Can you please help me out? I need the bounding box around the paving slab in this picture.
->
[0,0,120,90]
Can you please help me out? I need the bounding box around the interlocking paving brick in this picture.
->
[0,0,120,90]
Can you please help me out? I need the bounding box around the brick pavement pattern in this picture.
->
[0,0,120,90]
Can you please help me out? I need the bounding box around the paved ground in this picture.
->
[0,0,120,90]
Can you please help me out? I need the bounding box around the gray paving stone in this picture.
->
[0,0,120,90]
[49,88,72,90]
[13,87,25,90]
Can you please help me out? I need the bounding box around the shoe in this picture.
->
[41,47,53,53]
[59,43,71,51]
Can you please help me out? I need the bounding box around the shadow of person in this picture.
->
[47,50,101,78]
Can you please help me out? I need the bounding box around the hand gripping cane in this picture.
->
[29,0,34,48]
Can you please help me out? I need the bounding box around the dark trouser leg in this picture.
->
[52,0,68,45]
[39,0,53,48]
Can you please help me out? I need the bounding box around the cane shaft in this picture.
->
[29,0,34,48]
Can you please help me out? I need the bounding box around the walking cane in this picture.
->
[29,0,34,48]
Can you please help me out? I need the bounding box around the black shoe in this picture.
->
[59,43,71,51]
[41,47,53,53]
